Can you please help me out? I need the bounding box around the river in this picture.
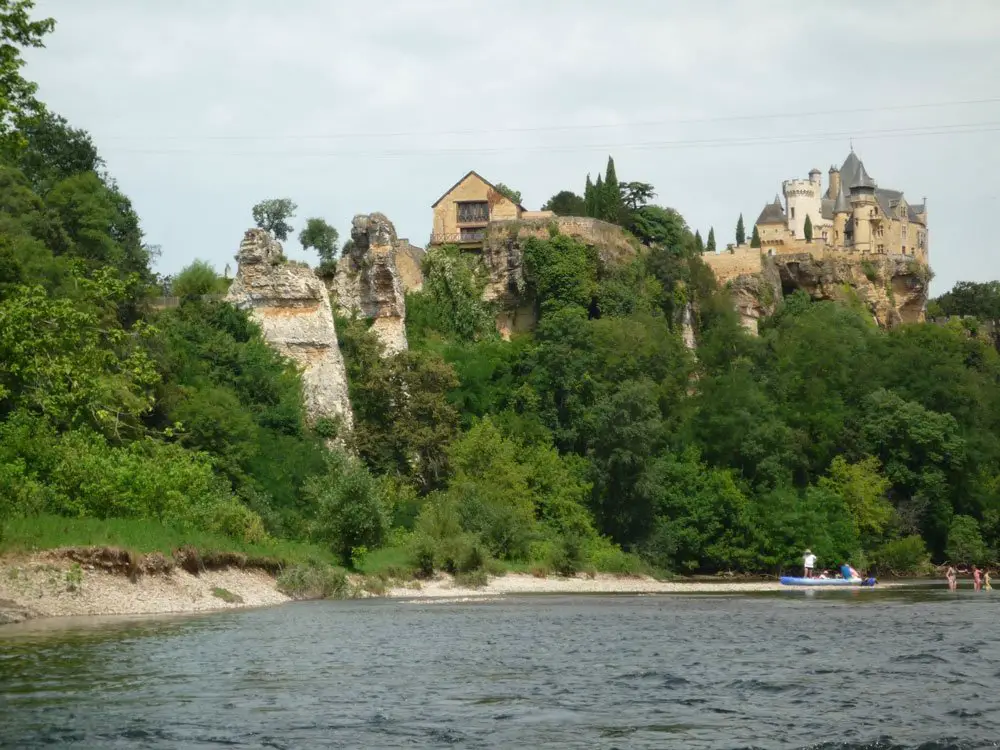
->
[1,587,997,749]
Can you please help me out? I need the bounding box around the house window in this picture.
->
[902,246,906,254]
[902,225,908,240]
[459,227,485,242]
[456,201,488,224]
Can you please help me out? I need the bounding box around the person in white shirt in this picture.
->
[803,549,817,578]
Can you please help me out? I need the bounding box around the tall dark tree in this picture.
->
[750,224,761,248]
[804,214,813,243]
[706,227,717,253]
[584,174,595,217]
[736,213,746,246]
[694,230,705,254]
[601,156,624,224]
[593,174,605,221]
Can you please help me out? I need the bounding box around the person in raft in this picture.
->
[803,549,817,578]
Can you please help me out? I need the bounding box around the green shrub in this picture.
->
[945,515,989,565]
[454,568,489,589]
[871,535,932,575]
[276,563,349,599]
[549,533,585,577]
[308,453,391,564]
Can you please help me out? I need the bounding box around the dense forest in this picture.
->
[2,2,999,583]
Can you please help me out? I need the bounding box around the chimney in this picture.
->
[828,166,841,200]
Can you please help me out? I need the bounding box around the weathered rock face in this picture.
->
[226,228,353,434]
[479,216,640,339]
[772,253,928,327]
[333,213,409,355]
[728,259,783,334]
[393,240,425,293]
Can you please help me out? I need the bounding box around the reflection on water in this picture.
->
[1,588,999,749]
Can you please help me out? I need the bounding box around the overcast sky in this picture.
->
[23,0,1000,294]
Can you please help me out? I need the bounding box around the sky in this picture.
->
[22,0,1000,294]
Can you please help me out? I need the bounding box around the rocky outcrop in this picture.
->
[728,258,783,334]
[394,240,425,293]
[333,213,409,355]
[772,253,928,327]
[479,216,640,338]
[226,228,353,435]
[718,252,928,332]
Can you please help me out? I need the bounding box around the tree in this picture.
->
[584,174,595,217]
[694,230,704,254]
[0,0,55,150]
[621,181,656,212]
[601,156,624,224]
[251,198,297,241]
[932,280,1000,321]
[750,224,761,248]
[593,174,604,221]
[541,190,586,216]
[13,112,102,193]
[736,213,746,245]
[298,217,339,265]
[706,227,716,253]
[172,260,225,298]
[817,456,892,541]
[944,515,988,565]
[803,214,813,243]
[494,182,521,205]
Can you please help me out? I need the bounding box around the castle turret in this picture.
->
[828,166,841,200]
[809,168,821,188]
[849,161,877,252]
[832,186,850,245]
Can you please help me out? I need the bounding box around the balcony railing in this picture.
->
[430,231,486,245]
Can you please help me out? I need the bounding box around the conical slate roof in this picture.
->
[833,186,850,213]
[850,161,876,190]
[755,195,785,225]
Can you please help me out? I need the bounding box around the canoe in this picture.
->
[779,576,872,587]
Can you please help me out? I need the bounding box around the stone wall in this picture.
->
[700,246,763,284]
[226,228,353,436]
[333,213,409,355]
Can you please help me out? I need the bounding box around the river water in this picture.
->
[1,587,998,749]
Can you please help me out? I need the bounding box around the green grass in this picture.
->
[211,586,243,604]
[356,544,413,576]
[0,515,337,567]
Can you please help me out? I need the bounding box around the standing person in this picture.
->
[973,566,982,592]
[985,570,992,591]
[803,548,816,578]
[946,566,957,591]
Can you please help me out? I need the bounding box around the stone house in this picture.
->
[429,170,553,249]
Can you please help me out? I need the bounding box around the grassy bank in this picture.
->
[0,515,337,568]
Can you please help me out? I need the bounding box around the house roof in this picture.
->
[833,185,850,213]
[755,195,786,225]
[850,161,877,190]
[820,197,835,220]
[430,169,527,210]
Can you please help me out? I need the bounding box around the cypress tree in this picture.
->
[584,174,595,217]
[593,173,605,222]
[804,214,813,242]
[707,227,716,253]
[694,230,705,253]
[750,224,761,248]
[736,213,746,245]
[603,155,624,224]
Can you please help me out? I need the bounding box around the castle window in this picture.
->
[902,225,908,240]
[902,246,906,254]
[790,207,795,219]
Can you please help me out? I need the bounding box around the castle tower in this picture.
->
[832,185,850,246]
[828,166,841,200]
[809,168,821,188]
[848,161,877,253]
[783,171,824,240]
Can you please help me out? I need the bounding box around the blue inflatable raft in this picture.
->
[779,576,877,587]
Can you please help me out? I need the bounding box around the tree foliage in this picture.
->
[493,182,521,205]
[736,213,746,245]
[251,198,297,241]
[298,217,339,264]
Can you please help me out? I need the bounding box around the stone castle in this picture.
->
[755,149,927,259]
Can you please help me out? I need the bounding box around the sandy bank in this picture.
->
[0,552,289,624]
[385,573,785,599]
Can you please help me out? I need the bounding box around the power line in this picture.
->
[101,121,1000,158]
[99,96,1000,142]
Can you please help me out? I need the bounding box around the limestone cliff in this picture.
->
[714,252,928,332]
[226,228,354,433]
[332,213,409,355]
[771,253,928,327]
[479,216,639,338]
